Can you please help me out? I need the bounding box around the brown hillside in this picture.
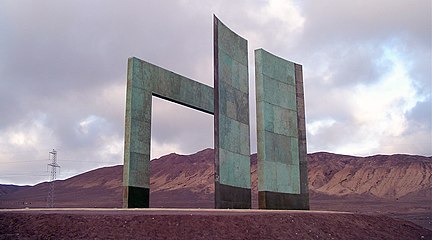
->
[1,149,431,229]
[1,149,430,207]
[308,152,432,199]
[0,185,29,197]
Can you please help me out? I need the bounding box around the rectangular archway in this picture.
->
[123,58,214,208]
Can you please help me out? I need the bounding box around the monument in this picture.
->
[255,49,309,209]
[122,16,309,210]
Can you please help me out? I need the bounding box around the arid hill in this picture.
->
[308,152,432,199]
[0,149,431,229]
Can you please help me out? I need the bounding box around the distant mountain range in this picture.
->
[2,149,432,229]
[1,149,430,209]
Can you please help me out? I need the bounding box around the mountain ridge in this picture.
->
[2,149,431,229]
[1,149,430,204]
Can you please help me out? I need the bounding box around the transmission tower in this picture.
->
[47,149,60,208]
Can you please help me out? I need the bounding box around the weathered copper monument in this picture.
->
[255,49,309,209]
[123,16,309,209]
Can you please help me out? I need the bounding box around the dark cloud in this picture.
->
[407,98,432,125]
[379,97,432,155]
[402,98,432,156]
[300,1,430,46]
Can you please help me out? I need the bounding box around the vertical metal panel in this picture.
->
[214,16,251,209]
[256,49,309,210]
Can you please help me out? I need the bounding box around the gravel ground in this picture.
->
[0,209,431,240]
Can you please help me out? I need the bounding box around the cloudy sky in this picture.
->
[0,0,430,185]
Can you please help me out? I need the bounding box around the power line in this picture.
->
[47,149,60,208]
[0,160,120,164]
[1,174,48,177]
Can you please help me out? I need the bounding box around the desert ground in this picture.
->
[1,208,431,240]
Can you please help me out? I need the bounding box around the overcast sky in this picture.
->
[0,0,431,185]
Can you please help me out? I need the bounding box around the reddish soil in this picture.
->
[1,209,431,240]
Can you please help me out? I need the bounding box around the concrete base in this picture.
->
[123,186,149,208]
[215,183,251,209]
[258,191,309,210]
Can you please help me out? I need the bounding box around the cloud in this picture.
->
[297,0,431,156]
[0,0,430,185]
[151,97,213,158]
[385,97,432,155]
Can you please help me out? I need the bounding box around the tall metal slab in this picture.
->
[214,16,251,208]
[123,57,214,208]
[255,49,309,210]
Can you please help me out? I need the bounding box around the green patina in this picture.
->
[123,58,214,207]
[215,18,250,189]
[123,16,308,210]
[255,49,301,194]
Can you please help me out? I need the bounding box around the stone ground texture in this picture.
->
[0,209,431,240]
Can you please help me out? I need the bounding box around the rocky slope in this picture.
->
[0,149,430,207]
[149,149,432,201]
[0,185,28,197]
[307,152,432,199]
